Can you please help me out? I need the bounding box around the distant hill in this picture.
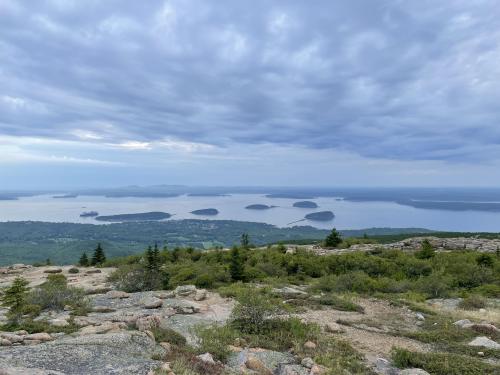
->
[293,201,318,208]
[305,211,335,221]
[0,220,437,265]
[245,204,275,210]
[95,212,171,222]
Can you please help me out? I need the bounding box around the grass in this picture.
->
[314,294,365,313]
[1,319,80,334]
[151,327,187,346]
[392,348,499,375]
[459,295,487,310]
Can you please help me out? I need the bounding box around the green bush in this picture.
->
[458,295,487,310]
[68,267,79,274]
[195,324,237,361]
[391,348,498,375]
[231,290,281,334]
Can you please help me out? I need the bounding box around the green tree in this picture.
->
[78,252,89,267]
[324,228,342,248]
[230,246,245,281]
[415,239,435,259]
[1,277,30,324]
[476,253,494,268]
[91,243,106,266]
[153,242,161,272]
[241,233,250,249]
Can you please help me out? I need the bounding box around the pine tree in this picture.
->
[145,245,154,271]
[91,243,106,266]
[324,228,342,248]
[1,277,30,324]
[416,239,435,259]
[153,242,161,272]
[241,233,250,249]
[79,252,89,267]
[230,246,245,281]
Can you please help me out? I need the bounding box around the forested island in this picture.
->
[305,211,335,221]
[190,208,219,216]
[95,212,171,222]
[245,204,275,210]
[293,201,318,208]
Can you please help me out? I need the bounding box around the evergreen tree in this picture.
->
[230,246,245,281]
[153,242,161,272]
[1,277,30,324]
[79,252,89,267]
[91,243,106,266]
[145,245,154,271]
[324,228,342,248]
[415,239,435,259]
[241,233,250,249]
[46,258,51,266]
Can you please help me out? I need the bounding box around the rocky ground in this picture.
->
[0,246,499,374]
[303,236,500,255]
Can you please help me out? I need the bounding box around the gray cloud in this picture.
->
[1,0,500,162]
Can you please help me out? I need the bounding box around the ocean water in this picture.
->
[0,193,499,232]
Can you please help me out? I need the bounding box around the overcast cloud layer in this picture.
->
[1,0,499,188]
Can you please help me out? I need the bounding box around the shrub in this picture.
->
[415,240,435,259]
[28,274,89,312]
[324,228,342,248]
[1,277,30,324]
[231,289,282,334]
[391,348,497,375]
[68,267,79,274]
[195,324,237,361]
[458,295,487,310]
[151,327,187,346]
[108,264,153,292]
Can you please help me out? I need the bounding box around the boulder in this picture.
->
[78,321,126,335]
[303,341,317,350]
[470,323,500,336]
[453,319,472,328]
[468,336,500,349]
[310,364,328,375]
[155,291,175,299]
[325,322,344,333]
[415,313,425,321]
[194,289,208,301]
[245,355,273,375]
[142,297,163,309]
[272,287,308,298]
[301,357,314,368]
[0,333,23,343]
[106,290,130,299]
[174,285,197,296]
[197,352,216,365]
[0,338,12,346]
[24,333,52,342]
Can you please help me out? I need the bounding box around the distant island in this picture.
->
[80,211,99,217]
[266,193,315,199]
[95,212,171,222]
[53,194,78,199]
[293,201,318,208]
[187,193,230,197]
[305,211,335,221]
[190,208,219,216]
[245,204,276,210]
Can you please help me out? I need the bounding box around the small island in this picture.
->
[80,211,99,217]
[53,194,78,199]
[190,208,219,216]
[293,201,318,208]
[245,204,275,210]
[305,211,335,221]
[95,212,171,222]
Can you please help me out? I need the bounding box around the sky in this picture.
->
[1,0,500,189]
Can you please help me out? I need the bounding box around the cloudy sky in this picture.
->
[1,0,499,188]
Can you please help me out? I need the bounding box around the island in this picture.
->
[245,204,275,210]
[190,208,219,216]
[95,212,171,222]
[80,211,99,217]
[53,194,78,199]
[305,211,335,221]
[293,201,318,208]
